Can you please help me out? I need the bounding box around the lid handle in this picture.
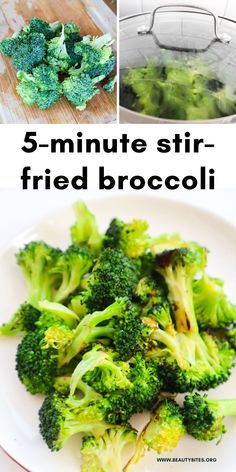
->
[137,4,231,44]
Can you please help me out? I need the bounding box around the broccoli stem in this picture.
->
[209,399,236,417]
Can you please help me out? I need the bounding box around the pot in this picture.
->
[119,4,236,123]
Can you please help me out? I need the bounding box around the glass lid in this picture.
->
[120,5,236,121]
[120,5,236,87]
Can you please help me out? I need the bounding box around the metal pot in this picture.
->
[119,4,236,123]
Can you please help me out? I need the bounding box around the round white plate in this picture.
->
[0,196,236,472]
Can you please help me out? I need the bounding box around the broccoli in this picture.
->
[16,241,62,307]
[73,248,140,313]
[47,24,74,72]
[144,247,235,392]
[27,17,62,39]
[51,245,93,303]
[183,392,236,440]
[15,301,79,393]
[125,399,185,470]
[151,233,190,254]
[0,303,40,336]
[16,64,62,109]
[64,22,82,65]
[81,427,137,472]
[11,32,46,72]
[74,33,115,79]
[61,298,145,365]
[62,73,103,110]
[103,218,151,259]
[70,201,103,254]
[39,392,111,451]
[193,273,236,329]
[226,325,236,351]
[103,75,117,94]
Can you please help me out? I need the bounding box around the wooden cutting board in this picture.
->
[0,0,117,124]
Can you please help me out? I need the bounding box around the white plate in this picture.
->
[0,195,236,472]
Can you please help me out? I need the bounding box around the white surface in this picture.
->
[0,193,236,472]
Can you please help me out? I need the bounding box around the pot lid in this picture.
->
[120,5,236,86]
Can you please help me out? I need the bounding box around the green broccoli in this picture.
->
[226,325,236,351]
[81,427,137,472]
[16,64,62,109]
[64,21,82,65]
[11,32,46,72]
[125,399,185,470]
[0,303,40,336]
[183,392,236,440]
[62,73,103,110]
[47,24,74,72]
[70,201,103,254]
[27,17,62,39]
[103,75,117,93]
[103,218,151,259]
[74,33,115,79]
[193,273,236,329]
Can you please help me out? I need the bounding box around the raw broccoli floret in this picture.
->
[103,218,151,259]
[64,22,82,64]
[103,75,117,93]
[62,73,103,110]
[16,241,62,307]
[81,427,137,472]
[27,17,62,39]
[0,36,17,56]
[51,245,93,303]
[74,33,115,79]
[11,32,46,72]
[193,273,236,329]
[0,303,40,336]
[47,24,74,72]
[73,248,140,313]
[183,392,236,440]
[70,202,103,254]
[16,64,62,109]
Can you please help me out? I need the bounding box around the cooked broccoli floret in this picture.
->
[0,303,40,336]
[103,75,117,93]
[62,73,103,110]
[70,202,103,254]
[26,17,62,39]
[135,275,173,329]
[51,245,93,303]
[16,241,62,307]
[74,248,140,313]
[81,427,137,472]
[74,33,115,79]
[103,218,151,259]
[193,273,236,329]
[16,64,62,109]
[125,399,185,470]
[39,392,111,451]
[183,392,236,440]
[11,32,46,72]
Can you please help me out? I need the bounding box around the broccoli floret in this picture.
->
[62,73,103,110]
[39,392,113,451]
[61,298,144,365]
[103,75,117,93]
[183,392,236,440]
[16,330,57,394]
[125,399,185,470]
[0,303,40,336]
[103,218,151,259]
[16,64,62,109]
[74,33,115,79]
[70,201,103,254]
[135,275,173,329]
[81,427,137,472]
[151,233,190,254]
[11,32,46,72]
[155,246,207,333]
[51,245,93,303]
[77,248,140,313]
[47,24,74,72]
[193,273,236,329]
[64,22,82,64]
[27,17,62,39]
[16,241,62,307]
[0,36,16,56]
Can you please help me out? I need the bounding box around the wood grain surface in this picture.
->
[0,0,117,124]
